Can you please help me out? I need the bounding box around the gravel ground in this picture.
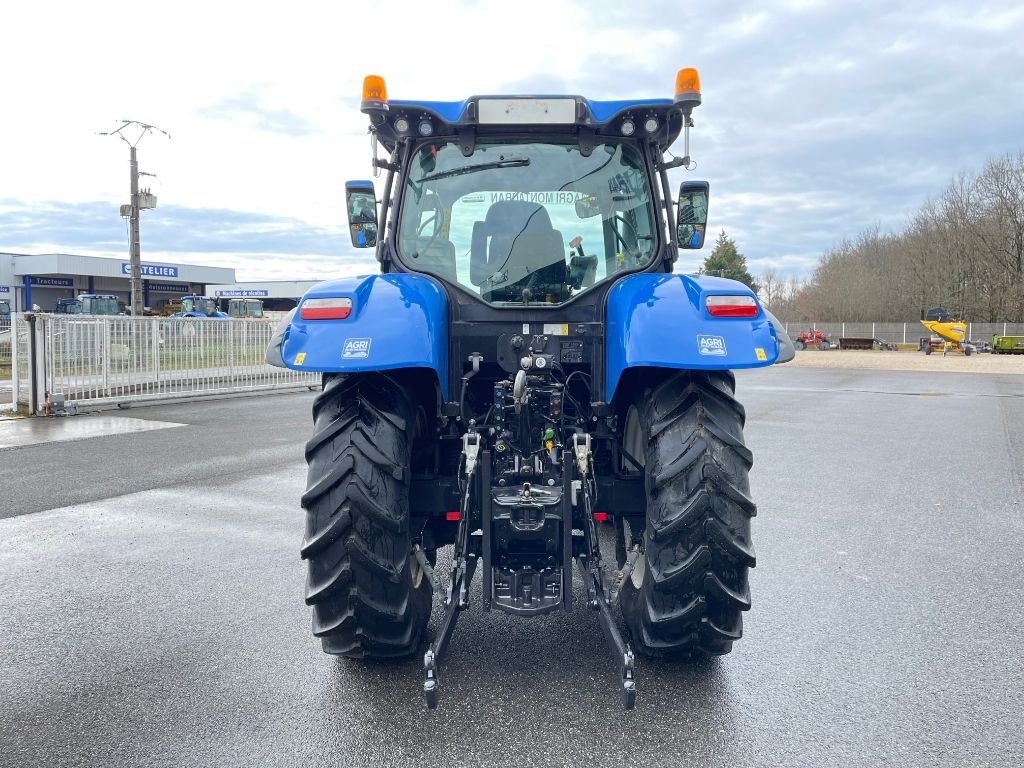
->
[786,349,1024,374]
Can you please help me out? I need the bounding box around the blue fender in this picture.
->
[269,274,450,399]
[605,273,779,400]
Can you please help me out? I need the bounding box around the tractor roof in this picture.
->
[361,70,702,154]
[374,96,685,153]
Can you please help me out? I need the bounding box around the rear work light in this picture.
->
[705,294,759,318]
[300,297,353,320]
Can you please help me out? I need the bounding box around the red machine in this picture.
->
[792,328,831,351]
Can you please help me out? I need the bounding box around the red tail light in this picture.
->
[593,511,609,522]
[445,511,461,521]
[300,297,353,320]
[706,294,758,318]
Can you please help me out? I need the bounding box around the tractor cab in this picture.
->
[55,295,120,315]
[343,75,713,309]
[174,295,227,318]
[79,295,120,315]
[54,298,83,314]
[227,298,264,318]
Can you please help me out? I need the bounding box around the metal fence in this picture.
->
[0,314,15,412]
[7,314,318,413]
[780,321,1024,346]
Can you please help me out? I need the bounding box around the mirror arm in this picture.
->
[373,158,399,173]
[656,153,678,259]
[375,148,401,265]
[655,156,687,173]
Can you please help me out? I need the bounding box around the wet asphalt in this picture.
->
[1,366,1022,767]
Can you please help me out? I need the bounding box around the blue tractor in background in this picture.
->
[172,295,228,318]
[268,69,794,709]
[54,294,121,316]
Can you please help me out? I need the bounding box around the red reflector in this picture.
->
[445,511,461,521]
[706,294,758,318]
[300,297,353,320]
[593,512,609,522]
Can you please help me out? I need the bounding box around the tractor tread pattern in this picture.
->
[621,370,756,659]
[301,373,431,659]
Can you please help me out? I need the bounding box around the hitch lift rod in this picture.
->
[579,467,637,710]
[422,448,485,708]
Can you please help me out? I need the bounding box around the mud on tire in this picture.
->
[620,370,756,658]
[300,373,432,658]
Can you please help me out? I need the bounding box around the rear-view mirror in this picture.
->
[574,194,602,219]
[346,180,378,248]
[677,180,709,249]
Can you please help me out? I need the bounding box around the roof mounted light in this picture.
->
[394,117,410,133]
[361,75,388,114]
[620,118,636,136]
[674,67,702,112]
[644,117,659,133]
[417,119,434,137]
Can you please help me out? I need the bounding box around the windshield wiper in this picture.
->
[418,157,530,183]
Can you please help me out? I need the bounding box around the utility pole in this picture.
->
[98,121,170,316]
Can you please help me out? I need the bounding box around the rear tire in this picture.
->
[620,371,756,659]
[300,373,432,658]
[793,339,805,351]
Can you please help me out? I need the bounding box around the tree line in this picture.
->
[755,151,1024,323]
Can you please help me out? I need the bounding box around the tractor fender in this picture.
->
[265,274,450,399]
[605,273,780,400]
[764,308,796,364]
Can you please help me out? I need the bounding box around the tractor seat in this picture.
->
[405,236,457,283]
[470,201,567,302]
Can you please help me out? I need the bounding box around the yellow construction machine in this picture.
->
[920,308,973,356]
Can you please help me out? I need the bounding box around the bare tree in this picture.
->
[782,150,1024,324]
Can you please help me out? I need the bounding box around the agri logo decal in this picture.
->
[698,335,727,356]
[342,337,372,359]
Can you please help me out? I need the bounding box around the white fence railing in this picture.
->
[0,314,17,412]
[7,314,318,413]
[780,321,1024,345]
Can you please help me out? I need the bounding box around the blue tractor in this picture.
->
[268,69,794,708]
[54,294,121,316]
[172,295,228,318]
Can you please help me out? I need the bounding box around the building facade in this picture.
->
[0,252,236,312]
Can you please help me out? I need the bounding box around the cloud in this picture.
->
[2,0,1024,282]
[0,200,373,280]
[198,87,317,136]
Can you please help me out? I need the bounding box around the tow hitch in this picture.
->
[422,430,637,710]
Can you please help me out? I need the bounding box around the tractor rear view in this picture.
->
[268,69,793,708]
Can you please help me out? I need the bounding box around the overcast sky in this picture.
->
[2,0,1022,282]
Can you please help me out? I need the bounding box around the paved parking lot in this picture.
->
[1,367,1022,767]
